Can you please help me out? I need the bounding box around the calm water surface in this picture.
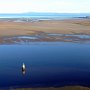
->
[0,42,90,88]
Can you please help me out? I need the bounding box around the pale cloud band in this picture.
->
[0,0,90,13]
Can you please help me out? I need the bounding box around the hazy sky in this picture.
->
[0,0,90,13]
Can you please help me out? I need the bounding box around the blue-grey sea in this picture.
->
[0,13,90,20]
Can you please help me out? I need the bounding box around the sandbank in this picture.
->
[0,19,90,37]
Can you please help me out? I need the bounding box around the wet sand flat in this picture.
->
[0,19,90,37]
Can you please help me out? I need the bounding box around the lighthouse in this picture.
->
[22,63,26,74]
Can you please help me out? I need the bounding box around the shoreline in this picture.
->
[8,86,90,90]
[0,18,90,43]
[0,33,90,44]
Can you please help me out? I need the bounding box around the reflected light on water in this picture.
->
[22,70,26,75]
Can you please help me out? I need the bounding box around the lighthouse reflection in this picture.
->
[22,69,26,75]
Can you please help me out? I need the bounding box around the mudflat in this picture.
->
[0,19,90,37]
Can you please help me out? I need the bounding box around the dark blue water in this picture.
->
[0,42,90,88]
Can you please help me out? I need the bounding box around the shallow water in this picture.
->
[13,36,38,39]
[0,42,90,88]
[48,34,90,39]
[1,34,90,45]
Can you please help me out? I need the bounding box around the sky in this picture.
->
[0,0,90,13]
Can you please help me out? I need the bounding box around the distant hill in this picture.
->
[22,12,61,16]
